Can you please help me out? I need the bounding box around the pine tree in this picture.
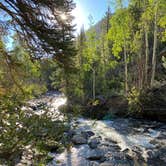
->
[0,0,76,66]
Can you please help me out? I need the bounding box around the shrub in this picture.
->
[0,93,66,165]
[127,87,142,114]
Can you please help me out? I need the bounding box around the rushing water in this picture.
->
[72,118,165,161]
[25,92,166,166]
[48,116,166,166]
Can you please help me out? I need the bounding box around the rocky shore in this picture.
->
[48,118,166,166]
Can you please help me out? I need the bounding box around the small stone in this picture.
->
[81,131,95,139]
[86,149,104,160]
[100,156,106,162]
[72,134,87,145]
[99,162,113,166]
[90,161,100,166]
[88,137,101,149]
[67,130,76,137]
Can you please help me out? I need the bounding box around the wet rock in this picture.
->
[71,134,87,145]
[67,130,77,138]
[134,128,144,133]
[146,150,158,159]
[104,138,117,144]
[132,146,142,154]
[100,156,107,162]
[100,159,132,166]
[99,162,113,166]
[86,149,104,160]
[159,148,166,162]
[88,137,101,149]
[81,131,95,139]
[89,161,100,166]
[112,152,127,161]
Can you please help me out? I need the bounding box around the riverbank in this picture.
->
[48,117,166,166]
[21,92,166,166]
[1,92,165,166]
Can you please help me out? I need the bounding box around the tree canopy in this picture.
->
[0,0,76,65]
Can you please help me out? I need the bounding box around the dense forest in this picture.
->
[0,0,166,165]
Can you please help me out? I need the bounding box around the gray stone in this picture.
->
[81,131,95,139]
[86,149,104,160]
[99,162,113,166]
[100,161,131,166]
[88,137,101,149]
[67,130,76,137]
[71,134,87,145]
[90,161,100,166]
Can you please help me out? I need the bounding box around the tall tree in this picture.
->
[108,7,131,95]
[140,0,151,86]
[149,0,166,86]
[88,15,97,100]
[0,0,76,66]
[150,0,158,87]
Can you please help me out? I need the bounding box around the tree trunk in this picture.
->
[145,29,149,86]
[101,34,107,95]
[92,68,96,100]
[138,51,143,90]
[151,8,158,87]
[124,45,128,96]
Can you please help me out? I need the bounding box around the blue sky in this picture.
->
[73,0,111,33]
[3,0,129,49]
[72,0,128,33]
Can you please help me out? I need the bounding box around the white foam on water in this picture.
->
[75,118,162,161]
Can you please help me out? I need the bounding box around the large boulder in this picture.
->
[81,131,95,139]
[88,137,101,149]
[90,161,100,166]
[99,162,113,166]
[86,149,104,160]
[84,96,109,119]
[71,134,87,145]
[140,84,166,122]
[84,95,128,119]
[107,95,128,117]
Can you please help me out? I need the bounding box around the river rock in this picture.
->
[89,161,100,166]
[86,149,104,160]
[158,148,166,162]
[67,130,77,138]
[81,131,95,139]
[88,137,101,149]
[71,134,87,145]
[99,162,113,166]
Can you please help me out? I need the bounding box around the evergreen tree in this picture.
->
[0,0,76,66]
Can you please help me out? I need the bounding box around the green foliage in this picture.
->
[91,99,100,106]
[127,87,142,113]
[0,0,76,65]
[0,0,75,164]
[0,93,66,164]
[0,39,57,164]
[159,15,166,41]
[162,56,166,69]
[108,8,131,58]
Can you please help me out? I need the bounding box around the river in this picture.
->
[26,92,166,166]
